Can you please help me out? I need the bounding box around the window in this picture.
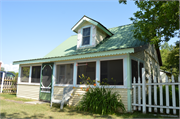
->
[21,67,30,82]
[20,65,41,83]
[100,59,123,85]
[77,62,96,84]
[82,27,91,46]
[31,66,41,83]
[131,60,138,83]
[56,64,73,84]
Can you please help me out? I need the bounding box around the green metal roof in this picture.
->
[44,24,147,58]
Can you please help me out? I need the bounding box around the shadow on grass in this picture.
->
[1,102,177,119]
[49,103,173,118]
[0,112,53,119]
[50,103,113,118]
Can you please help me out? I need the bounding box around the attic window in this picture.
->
[82,27,91,45]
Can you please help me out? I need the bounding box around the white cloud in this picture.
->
[1,62,19,73]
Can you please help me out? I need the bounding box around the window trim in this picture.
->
[80,25,93,48]
[18,64,42,85]
[100,58,125,86]
[55,63,74,85]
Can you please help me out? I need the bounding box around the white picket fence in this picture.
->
[132,68,180,114]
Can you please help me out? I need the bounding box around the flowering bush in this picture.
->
[77,74,125,115]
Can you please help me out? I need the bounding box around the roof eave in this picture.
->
[71,15,113,36]
[13,48,134,65]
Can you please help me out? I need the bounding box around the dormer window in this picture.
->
[78,25,93,48]
[72,15,113,49]
[82,27,91,46]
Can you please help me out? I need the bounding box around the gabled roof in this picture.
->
[13,24,163,65]
[72,15,113,36]
[44,24,147,58]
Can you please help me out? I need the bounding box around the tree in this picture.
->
[119,1,179,46]
[160,42,172,71]
[160,42,179,80]
[1,67,5,71]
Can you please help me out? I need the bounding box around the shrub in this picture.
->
[76,74,125,115]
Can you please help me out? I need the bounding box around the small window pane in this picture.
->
[21,67,30,82]
[82,36,90,45]
[100,59,123,85]
[83,27,90,36]
[31,66,41,83]
[77,62,96,84]
[56,64,73,84]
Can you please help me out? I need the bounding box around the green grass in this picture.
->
[0,94,178,119]
[0,93,35,102]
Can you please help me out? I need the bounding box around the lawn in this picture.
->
[0,94,177,119]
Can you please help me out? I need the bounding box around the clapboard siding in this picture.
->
[53,86,128,111]
[17,84,40,100]
[131,44,160,81]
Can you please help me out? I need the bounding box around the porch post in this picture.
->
[96,59,100,86]
[73,62,77,86]
[127,53,132,112]
[51,63,56,102]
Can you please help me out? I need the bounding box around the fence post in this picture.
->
[160,75,163,113]
[142,68,146,113]
[148,75,152,112]
[0,72,5,93]
[171,75,176,114]
[178,75,180,117]
[138,77,141,111]
[133,77,136,110]
[154,76,157,113]
[165,75,169,114]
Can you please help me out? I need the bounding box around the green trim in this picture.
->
[127,53,132,112]
[39,93,51,101]
[13,48,134,65]
[97,24,113,36]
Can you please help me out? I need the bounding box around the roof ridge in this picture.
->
[71,34,77,36]
[108,23,133,30]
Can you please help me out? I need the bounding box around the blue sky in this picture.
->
[0,0,178,72]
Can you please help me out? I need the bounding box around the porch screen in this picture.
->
[42,65,52,87]
[139,62,144,83]
[31,66,41,83]
[100,59,123,85]
[131,60,138,83]
[56,64,73,84]
[77,62,96,84]
[21,67,30,82]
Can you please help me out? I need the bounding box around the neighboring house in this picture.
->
[13,15,162,112]
[0,71,15,79]
[160,69,171,83]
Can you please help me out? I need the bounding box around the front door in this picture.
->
[39,63,53,101]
